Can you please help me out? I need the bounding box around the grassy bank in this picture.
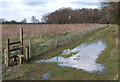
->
[35,25,118,80]
[30,25,107,57]
[49,25,118,80]
[2,25,118,80]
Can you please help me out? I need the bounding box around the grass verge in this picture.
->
[45,25,118,80]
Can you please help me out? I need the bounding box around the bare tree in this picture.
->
[21,18,27,23]
[100,2,119,24]
[31,16,39,23]
[0,18,6,23]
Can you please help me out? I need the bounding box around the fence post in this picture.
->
[20,28,23,55]
[4,48,7,66]
[55,34,58,47]
[29,39,31,58]
[5,39,10,67]
[25,46,29,62]
[18,54,24,65]
[70,34,72,42]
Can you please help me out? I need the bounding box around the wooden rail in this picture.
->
[9,55,18,59]
[9,48,21,52]
[9,41,21,45]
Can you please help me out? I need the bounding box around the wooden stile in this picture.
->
[4,28,30,67]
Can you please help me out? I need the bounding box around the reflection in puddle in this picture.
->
[36,40,107,73]
[62,49,71,55]
[41,73,50,80]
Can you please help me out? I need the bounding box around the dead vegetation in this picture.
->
[2,24,103,38]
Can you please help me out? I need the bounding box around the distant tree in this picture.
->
[31,16,35,23]
[0,18,24,24]
[35,19,39,23]
[31,16,39,23]
[0,18,6,23]
[41,14,52,24]
[10,20,17,24]
[100,2,119,24]
[21,18,27,23]
[0,19,18,24]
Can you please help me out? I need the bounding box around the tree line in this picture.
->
[0,2,119,24]
[42,8,102,24]
[42,2,119,24]
[0,16,40,24]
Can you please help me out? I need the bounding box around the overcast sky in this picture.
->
[0,0,102,22]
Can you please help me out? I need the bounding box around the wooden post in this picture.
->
[20,28,23,55]
[18,54,24,65]
[25,46,29,62]
[70,34,72,42]
[4,48,7,66]
[29,39,31,58]
[12,56,17,63]
[55,34,58,47]
[6,39,10,67]
[57,56,58,61]
[19,56,22,65]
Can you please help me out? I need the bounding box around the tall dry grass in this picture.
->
[2,24,104,38]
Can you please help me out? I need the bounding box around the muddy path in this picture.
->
[2,25,118,80]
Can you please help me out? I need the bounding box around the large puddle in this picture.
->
[36,40,107,73]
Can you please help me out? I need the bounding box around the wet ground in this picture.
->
[41,73,50,80]
[36,40,107,73]
[31,73,50,80]
[17,40,107,80]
